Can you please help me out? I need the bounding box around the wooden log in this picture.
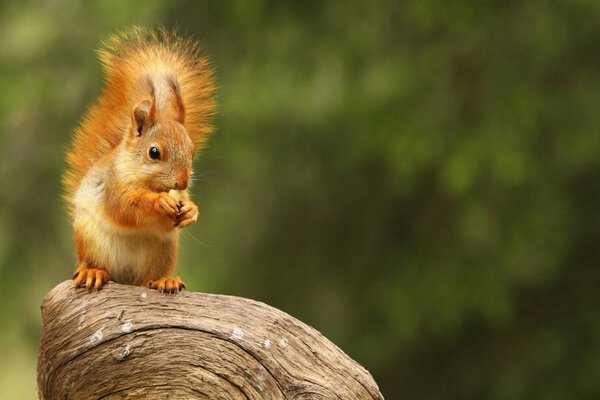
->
[37,280,383,399]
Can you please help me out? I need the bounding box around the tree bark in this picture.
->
[37,280,384,399]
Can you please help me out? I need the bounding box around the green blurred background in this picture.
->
[0,0,599,398]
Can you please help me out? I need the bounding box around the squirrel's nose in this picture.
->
[174,173,189,190]
[174,181,188,190]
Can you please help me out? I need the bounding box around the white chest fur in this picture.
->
[73,167,177,285]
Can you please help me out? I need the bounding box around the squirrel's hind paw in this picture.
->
[148,277,185,293]
[74,266,110,290]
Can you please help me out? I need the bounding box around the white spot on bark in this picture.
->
[262,339,272,349]
[90,326,105,345]
[119,343,131,359]
[278,337,288,348]
[231,326,244,340]
[121,319,133,333]
[140,292,147,300]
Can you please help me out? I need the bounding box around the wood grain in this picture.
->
[37,281,383,399]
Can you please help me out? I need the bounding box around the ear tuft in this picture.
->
[169,77,185,124]
[133,99,155,136]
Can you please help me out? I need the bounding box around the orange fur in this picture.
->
[64,27,214,291]
[64,26,215,209]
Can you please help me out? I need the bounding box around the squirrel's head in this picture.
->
[124,84,195,192]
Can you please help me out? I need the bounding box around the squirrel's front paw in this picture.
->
[73,265,110,290]
[176,200,199,228]
[155,192,179,220]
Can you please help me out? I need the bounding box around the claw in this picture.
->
[175,200,199,229]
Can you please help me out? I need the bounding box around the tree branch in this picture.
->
[37,280,383,399]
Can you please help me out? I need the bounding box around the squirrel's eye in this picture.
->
[149,146,161,160]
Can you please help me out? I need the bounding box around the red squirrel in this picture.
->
[63,27,215,293]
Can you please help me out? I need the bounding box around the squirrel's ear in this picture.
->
[132,99,155,136]
[169,77,185,124]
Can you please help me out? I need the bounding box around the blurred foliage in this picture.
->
[0,0,599,398]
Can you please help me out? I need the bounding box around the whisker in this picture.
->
[182,229,212,248]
